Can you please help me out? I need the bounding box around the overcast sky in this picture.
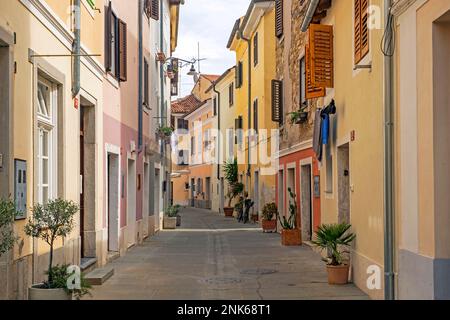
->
[172,0,249,98]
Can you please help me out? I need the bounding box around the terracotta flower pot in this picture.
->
[223,207,234,217]
[281,229,302,246]
[262,219,277,233]
[28,285,72,300]
[326,265,350,285]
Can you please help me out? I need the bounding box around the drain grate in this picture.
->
[240,268,278,275]
[200,277,242,285]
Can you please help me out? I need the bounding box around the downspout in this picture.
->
[238,30,252,180]
[383,0,395,300]
[212,83,221,181]
[138,0,144,151]
[72,0,81,98]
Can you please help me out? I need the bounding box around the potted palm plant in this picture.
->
[24,198,90,300]
[163,205,179,229]
[0,199,19,258]
[312,223,356,285]
[278,188,301,246]
[261,202,278,233]
[223,158,243,217]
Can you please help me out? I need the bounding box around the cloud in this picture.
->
[173,0,249,97]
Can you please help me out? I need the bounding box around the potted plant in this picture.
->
[223,158,243,217]
[261,202,278,233]
[0,199,19,258]
[163,205,179,229]
[24,199,90,300]
[174,205,182,226]
[234,196,244,220]
[288,105,309,125]
[156,126,174,143]
[312,223,356,285]
[278,188,301,246]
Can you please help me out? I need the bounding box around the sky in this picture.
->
[172,0,249,98]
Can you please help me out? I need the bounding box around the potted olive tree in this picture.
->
[278,188,301,246]
[312,223,356,285]
[163,205,179,229]
[223,158,243,217]
[24,198,90,300]
[261,202,278,233]
[0,199,19,258]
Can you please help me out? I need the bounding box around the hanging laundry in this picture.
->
[313,109,323,161]
[320,100,336,147]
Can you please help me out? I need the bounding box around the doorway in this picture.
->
[254,171,260,215]
[80,101,96,258]
[154,168,161,226]
[205,177,211,209]
[286,167,296,220]
[107,153,119,252]
[301,164,313,241]
[338,143,350,224]
[127,159,136,248]
[278,170,284,218]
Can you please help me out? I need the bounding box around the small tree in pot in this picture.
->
[223,158,243,217]
[163,205,180,229]
[0,199,19,258]
[278,188,301,246]
[312,223,356,285]
[24,198,90,300]
[261,202,278,233]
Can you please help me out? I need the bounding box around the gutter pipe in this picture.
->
[72,0,81,98]
[383,0,395,301]
[138,0,144,151]
[212,83,221,181]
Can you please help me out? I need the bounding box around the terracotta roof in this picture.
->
[171,94,203,114]
[201,74,221,83]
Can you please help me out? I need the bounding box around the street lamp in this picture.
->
[187,64,197,76]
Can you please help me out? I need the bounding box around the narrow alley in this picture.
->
[90,208,367,300]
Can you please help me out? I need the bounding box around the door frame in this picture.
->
[300,157,314,241]
[105,143,120,253]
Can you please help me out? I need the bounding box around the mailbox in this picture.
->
[14,159,27,220]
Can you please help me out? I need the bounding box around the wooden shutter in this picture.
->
[275,0,283,38]
[235,62,243,88]
[118,19,127,81]
[144,58,149,106]
[355,0,369,64]
[105,3,112,72]
[271,80,283,123]
[253,99,258,132]
[309,24,333,88]
[254,33,258,66]
[151,0,159,20]
[305,45,325,99]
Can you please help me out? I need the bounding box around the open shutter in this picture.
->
[151,0,159,20]
[305,45,325,99]
[118,19,127,82]
[354,0,362,63]
[309,24,334,88]
[271,80,283,123]
[360,0,369,59]
[253,33,258,66]
[275,0,283,38]
[105,3,112,72]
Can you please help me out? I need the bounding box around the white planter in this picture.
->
[163,217,177,229]
[29,284,72,300]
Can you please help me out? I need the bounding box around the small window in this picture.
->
[229,83,234,106]
[253,33,259,66]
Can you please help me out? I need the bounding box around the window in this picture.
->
[253,33,259,66]
[253,99,258,133]
[300,57,306,105]
[144,58,149,107]
[236,62,243,88]
[213,97,217,116]
[105,3,127,81]
[145,0,159,20]
[271,80,283,124]
[229,83,234,106]
[177,119,188,130]
[275,0,283,38]
[354,0,369,64]
[37,77,57,204]
[191,136,195,156]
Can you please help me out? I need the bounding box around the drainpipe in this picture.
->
[238,30,252,181]
[72,0,81,98]
[138,0,144,151]
[212,83,221,181]
[383,0,395,301]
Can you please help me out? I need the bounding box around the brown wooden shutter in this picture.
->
[254,33,258,66]
[151,0,159,20]
[275,0,283,38]
[305,45,325,99]
[309,24,334,88]
[271,80,283,123]
[355,0,369,64]
[105,3,112,72]
[144,58,149,106]
[118,19,127,81]
[253,99,258,132]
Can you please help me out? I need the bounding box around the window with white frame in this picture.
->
[37,76,57,204]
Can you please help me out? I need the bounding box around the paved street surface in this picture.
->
[89,207,368,300]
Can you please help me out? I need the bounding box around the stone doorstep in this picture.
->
[85,267,114,286]
[80,257,98,274]
[107,251,120,263]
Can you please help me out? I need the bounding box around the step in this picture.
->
[84,267,114,286]
[107,251,120,263]
[80,257,98,274]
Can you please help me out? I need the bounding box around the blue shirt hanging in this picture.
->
[322,113,330,145]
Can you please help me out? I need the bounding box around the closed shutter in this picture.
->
[253,99,258,132]
[253,33,258,66]
[305,45,326,99]
[105,2,112,72]
[355,0,369,64]
[271,80,283,123]
[235,62,243,88]
[144,58,149,106]
[309,24,333,88]
[118,19,127,82]
[275,0,283,38]
[151,0,159,20]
